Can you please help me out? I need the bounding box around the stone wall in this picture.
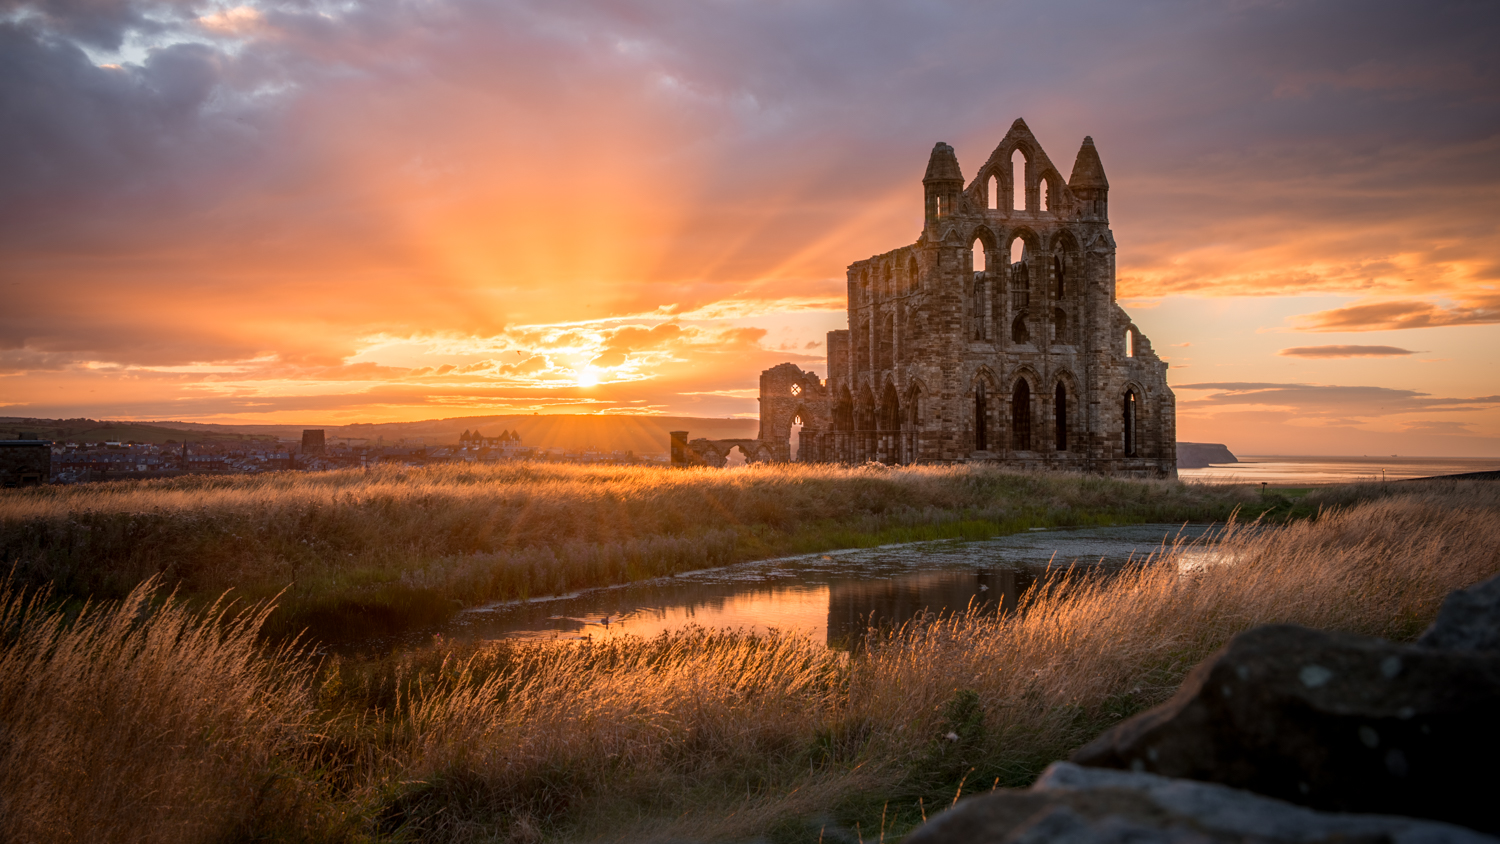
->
[757,363,832,463]
[0,441,50,487]
[671,437,777,468]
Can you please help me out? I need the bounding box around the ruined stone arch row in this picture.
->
[853,248,923,301]
[820,364,1155,462]
[964,225,1087,261]
[966,366,1093,454]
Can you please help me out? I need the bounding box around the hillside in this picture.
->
[0,418,278,446]
[10,415,761,455]
[1177,442,1239,468]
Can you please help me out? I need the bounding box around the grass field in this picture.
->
[0,471,1495,843]
[0,462,1284,642]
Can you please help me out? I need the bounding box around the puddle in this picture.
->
[414,523,1224,650]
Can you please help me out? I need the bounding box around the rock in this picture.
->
[904,761,1497,844]
[1070,624,1500,833]
[1417,573,1500,651]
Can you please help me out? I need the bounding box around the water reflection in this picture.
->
[425,523,1219,651]
[510,583,833,644]
[825,568,1034,647]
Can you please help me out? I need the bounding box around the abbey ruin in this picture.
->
[677,119,1176,476]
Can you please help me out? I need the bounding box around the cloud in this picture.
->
[1277,345,1420,358]
[197,6,262,36]
[1176,382,1500,418]
[1173,407,1500,457]
[2,0,1499,425]
[1289,295,1500,332]
[1399,420,1477,435]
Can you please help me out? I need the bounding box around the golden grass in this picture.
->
[357,482,1500,842]
[0,581,316,843]
[0,462,1266,642]
[1,479,1494,842]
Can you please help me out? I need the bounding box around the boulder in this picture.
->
[1069,624,1500,833]
[1417,573,1500,651]
[904,762,1497,844]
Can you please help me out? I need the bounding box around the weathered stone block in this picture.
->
[1417,572,1500,652]
[1070,624,1500,832]
[906,762,1496,844]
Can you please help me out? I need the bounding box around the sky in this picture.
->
[2,0,1498,455]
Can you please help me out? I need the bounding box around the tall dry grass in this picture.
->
[1,481,1492,843]
[0,580,317,843]
[0,462,1264,641]
[320,481,1500,842]
[846,484,1500,790]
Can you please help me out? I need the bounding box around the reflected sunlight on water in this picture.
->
[517,585,831,643]
[431,524,1224,651]
[1180,456,1500,486]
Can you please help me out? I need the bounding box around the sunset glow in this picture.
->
[3,1,1498,454]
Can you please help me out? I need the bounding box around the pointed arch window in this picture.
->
[975,381,988,452]
[1011,149,1027,211]
[1123,390,1138,457]
[879,315,894,370]
[973,276,989,341]
[1011,313,1029,345]
[1055,382,1068,452]
[1011,267,1029,311]
[1012,380,1032,451]
[855,319,870,373]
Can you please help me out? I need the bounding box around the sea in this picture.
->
[1178,455,1500,486]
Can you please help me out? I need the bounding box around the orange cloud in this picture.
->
[1288,295,1500,332]
[1176,382,1500,418]
[1277,345,1419,358]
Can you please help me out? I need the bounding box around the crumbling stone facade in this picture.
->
[675,120,1175,476]
[755,363,833,463]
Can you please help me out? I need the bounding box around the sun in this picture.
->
[576,368,600,387]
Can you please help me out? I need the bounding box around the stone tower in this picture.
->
[754,119,1175,476]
